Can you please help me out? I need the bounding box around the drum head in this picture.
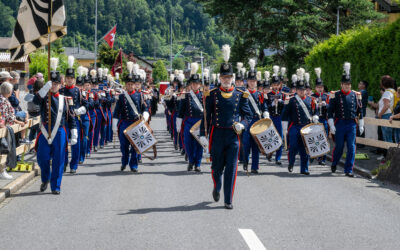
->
[250,118,273,135]
[301,123,323,135]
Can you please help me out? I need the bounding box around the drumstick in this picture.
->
[202,93,210,163]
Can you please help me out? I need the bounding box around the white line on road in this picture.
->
[239,229,267,250]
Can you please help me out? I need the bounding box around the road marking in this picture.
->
[239,229,267,250]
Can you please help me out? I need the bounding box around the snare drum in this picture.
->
[300,123,330,158]
[250,118,282,155]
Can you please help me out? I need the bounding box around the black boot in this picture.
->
[187,163,194,171]
[288,165,293,173]
[52,190,60,195]
[345,173,354,178]
[300,171,310,175]
[185,154,188,162]
[243,162,248,171]
[331,165,337,173]
[195,166,201,172]
[251,169,259,174]
[70,169,76,174]
[212,188,220,202]
[266,154,272,162]
[275,161,282,165]
[40,182,48,192]
[121,165,126,171]
[224,203,233,209]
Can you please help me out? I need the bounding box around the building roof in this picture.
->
[0,37,11,51]
[0,52,30,63]
[374,0,400,13]
[64,46,96,60]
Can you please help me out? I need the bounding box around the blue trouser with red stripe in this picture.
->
[183,117,203,167]
[87,110,96,155]
[80,113,90,163]
[118,120,139,169]
[94,108,103,147]
[242,118,260,170]
[37,127,67,192]
[332,119,356,173]
[107,108,113,142]
[319,118,329,163]
[288,124,309,173]
[271,116,283,161]
[210,128,239,204]
[172,112,178,147]
[65,117,81,170]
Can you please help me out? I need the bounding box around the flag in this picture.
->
[111,49,123,76]
[9,0,67,62]
[103,25,117,48]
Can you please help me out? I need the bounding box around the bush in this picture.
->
[305,20,400,101]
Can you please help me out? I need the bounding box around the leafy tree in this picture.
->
[172,58,185,70]
[152,60,168,83]
[0,2,15,37]
[98,43,120,69]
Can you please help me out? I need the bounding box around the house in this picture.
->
[64,46,99,68]
[372,0,400,22]
[0,52,30,73]
[126,52,154,84]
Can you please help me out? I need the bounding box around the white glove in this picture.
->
[143,111,150,122]
[263,111,270,119]
[38,81,52,98]
[328,118,336,135]
[234,123,245,133]
[176,118,182,133]
[200,136,209,149]
[112,118,119,132]
[101,92,106,97]
[282,121,288,135]
[70,129,78,145]
[82,91,87,98]
[312,115,319,124]
[74,106,87,116]
[359,119,364,134]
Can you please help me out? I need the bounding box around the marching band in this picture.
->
[33,45,364,210]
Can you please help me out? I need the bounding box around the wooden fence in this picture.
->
[356,117,400,149]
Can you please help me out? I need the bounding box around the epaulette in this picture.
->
[284,99,289,105]
[330,91,337,99]
[205,88,217,97]
[237,89,249,98]
[354,91,362,100]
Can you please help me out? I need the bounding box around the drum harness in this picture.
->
[248,91,261,119]
[295,95,312,123]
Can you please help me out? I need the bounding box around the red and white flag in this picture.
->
[111,49,123,76]
[103,25,117,48]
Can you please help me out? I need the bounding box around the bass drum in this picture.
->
[300,123,330,159]
[123,119,158,160]
[250,118,283,155]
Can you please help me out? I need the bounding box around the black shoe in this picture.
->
[100,145,104,149]
[345,173,354,178]
[86,154,91,158]
[174,144,178,150]
[121,165,126,171]
[243,162,248,171]
[185,154,188,162]
[300,171,310,175]
[319,161,326,166]
[131,168,138,173]
[212,189,220,202]
[251,169,259,174]
[138,159,142,163]
[70,169,76,174]
[275,161,282,165]
[180,150,185,156]
[52,190,60,195]
[266,154,272,162]
[224,203,233,209]
[195,166,201,172]
[94,147,98,152]
[40,182,48,192]
[331,165,337,173]
[79,161,83,164]
[288,165,293,173]
[187,163,194,171]
[63,165,67,173]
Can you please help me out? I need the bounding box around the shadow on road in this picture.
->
[11,191,52,198]
[118,201,224,215]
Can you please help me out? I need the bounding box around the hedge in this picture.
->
[305,20,400,101]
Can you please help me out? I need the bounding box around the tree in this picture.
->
[0,2,15,37]
[98,43,120,69]
[196,0,384,75]
[152,60,168,84]
[172,58,185,70]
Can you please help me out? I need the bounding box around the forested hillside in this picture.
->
[0,0,232,59]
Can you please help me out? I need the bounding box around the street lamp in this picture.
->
[336,6,343,35]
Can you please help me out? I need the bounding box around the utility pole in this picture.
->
[200,51,204,85]
[94,0,98,69]
[336,6,343,35]
[170,16,173,80]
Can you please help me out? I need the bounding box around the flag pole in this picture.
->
[47,0,54,139]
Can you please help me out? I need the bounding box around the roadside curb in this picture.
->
[0,164,39,204]
[327,155,373,179]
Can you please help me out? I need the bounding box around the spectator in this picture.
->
[0,71,12,83]
[377,76,395,143]
[0,82,26,180]
[27,79,43,141]
[27,73,43,92]
[389,87,400,143]
[357,80,369,147]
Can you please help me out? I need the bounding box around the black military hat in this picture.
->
[133,74,141,83]
[220,63,233,76]
[236,72,244,81]
[271,75,280,84]
[102,75,108,82]
[50,71,61,83]
[297,79,305,89]
[257,80,264,88]
[189,73,201,83]
[204,78,210,86]
[263,80,270,88]
[247,70,257,80]
[315,68,323,86]
[66,68,75,78]
[124,73,134,82]
[76,76,84,85]
[84,75,91,84]
[91,75,98,84]
[342,73,351,83]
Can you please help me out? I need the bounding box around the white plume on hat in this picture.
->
[249,59,256,71]
[256,71,262,81]
[190,62,199,75]
[50,57,59,71]
[126,62,134,74]
[344,62,351,76]
[68,56,75,68]
[241,67,246,76]
[264,71,270,80]
[141,69,146,80]
[233,73,236,81]
[77,66,84,77]
[133,64,140,75]
[212,73,216,82]
[273,65,280,76]
[292,74,298,83]
[103,68,109,76]
[82,67,88,76]
[90,69,97,77]
[178,73,185,82]
[174,69,179,76]
[115,72,119,80]
[98,68,103,78]
[178,70,183,75]
[281,67,286,76]
[237,62,243,71]
[296,68,305,81]
[217,73,220,80]
[315,67,322,79]
[305,72,310,83]
[170,74,175,82]
[222,44,231,63]
[203,68,209,79]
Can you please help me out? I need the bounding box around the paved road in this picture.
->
[1,106,400,250]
